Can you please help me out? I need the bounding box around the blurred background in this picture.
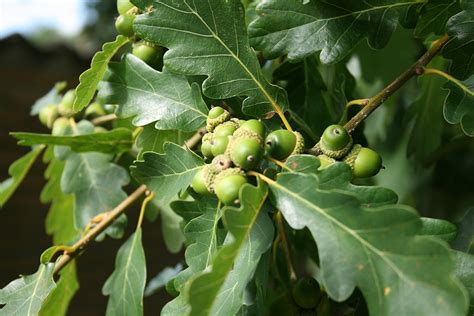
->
[0,1,179,314]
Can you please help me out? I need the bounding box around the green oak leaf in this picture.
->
[74,35,129,112]
[419,217,457,242]
[30,81,67,115]
[131,0,152,10]
[443,0,474,80]
[134,0,289,118]
[407,58,447,162]
[99,54,208,132]
[136,124,193,159]
[131,142,204,203]
[187,181,273,316]
[442,75,474,136]
[453,251,474,313]
[452,207,474,253]
[274,55,333,140]
[162,197,220,315]
[248,0,422,63]
[0,263,56,316]
[103,229,146,316]
[145,263,183,297]
[268,166,468,315]
[39,263,79,316]
[58,121,129,230]
[415,0,460,37]
[0,145,44,208]
[11,128,133,154]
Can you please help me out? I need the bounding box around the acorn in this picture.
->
[203,155,233,192]
[206,106,230,132]
[343,144,382,178]
[265,130,305,161]
[201,133,214,159]
[319,124,353,159]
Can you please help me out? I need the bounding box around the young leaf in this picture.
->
[131,143,204,204]
[268,165,468,316]
[134,0,289,118]
[187,181,273,316]
[415,0,460,37]
[58,121,129,230]
[442,0,474,80]
[11,128,133,154]
[442,75,474,136]
[419,217,457,242]
[30,81,67,115]
[103,229,146,316]
[39,263,79,316]
[249,0,421,63]
[99,55,208,132]
[73,35,129,112]
[162,197,220,315]
[0,145,44,208]
[145,263,183,297]
[0,263,56,315]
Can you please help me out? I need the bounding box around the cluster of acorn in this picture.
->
[191,106,304,205]
[115,0,161,66]
[317,124,382,178]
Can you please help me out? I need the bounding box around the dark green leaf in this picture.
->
[268,167,468,315]
[74,35,129,112]
[30,81,67,115]
[39,263,79,316]
[415,0,459,37]
[162,197,220,315]
[134,0,289,118]
[99,55,208,132]
[443,0,474,79]
[0,146,44,208]
[11,128,133,154]
[419,217,457,242]
[442,75,474,136]
[249,0,421,63]
[187,181,273,316]
[0,263,56,316]
[145,263,183,297]
[103,229,146,316]
[452,207,474,254]
[131,0,152,10]
[453,251,474,313]
[136,124,193,158]
[131,143,204,204]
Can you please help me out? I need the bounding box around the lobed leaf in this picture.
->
[419,217,457,242]
[0,263,56,316]
[136,124,193,159]
[134,0,289,118]
[162,197,220,315]
[131,142,204,204]
[453,251,474,313]
[73,35,129,112]
[249,0,422,64]
[442,0,474,80]
[442,75,474,136]
[145,263,183,297]
[268,163,468,316]
[103,229,146,316]
[11,128,133,154]
[187,180,273,316]
[415,0,460,37]
[0,146,44,208]
[99,55,208,132]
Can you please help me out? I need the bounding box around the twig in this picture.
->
[91,114,118,125]
[184,127,207,149]
[275,211,297,281]
[307,35,451,155]
[422,67,474,96]
[53,185,147,275]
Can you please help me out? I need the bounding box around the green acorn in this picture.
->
[214,173,248,205]
[39,104,58,128]
[206,106,230,132]
[191,168,211,195]
[214,120,239,137]
[203,155,233,192]
[211,136,230,157]
[51,117,71,136]
[319,124,353,159]
[343,144,382,178]
[229,137,263,170]
[265,130,305,160]
[201,133,214,159]
[292,277,321,309]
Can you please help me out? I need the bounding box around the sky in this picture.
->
[0,0,90,38]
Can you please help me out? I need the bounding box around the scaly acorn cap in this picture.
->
[317,154,336,170]
[206,109,231,132]
[225,128,263,158]
[320,137,353,159]
[202,132,214,143]
[290,131,305,156]
[213,167,245,189]
[343,144,362,169]
[204,155,234,192]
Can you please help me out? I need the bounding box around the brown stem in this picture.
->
[276,211,297,281]
[53,185,147,275]
[91,114,118,125]
[184,127,207,149]
[307,34,451,155]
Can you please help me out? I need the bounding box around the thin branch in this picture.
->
[53,185,147,275]
[184,127,207,149]
[91,114,118,125]
[276,211,297,281]
[307,34,451,155]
